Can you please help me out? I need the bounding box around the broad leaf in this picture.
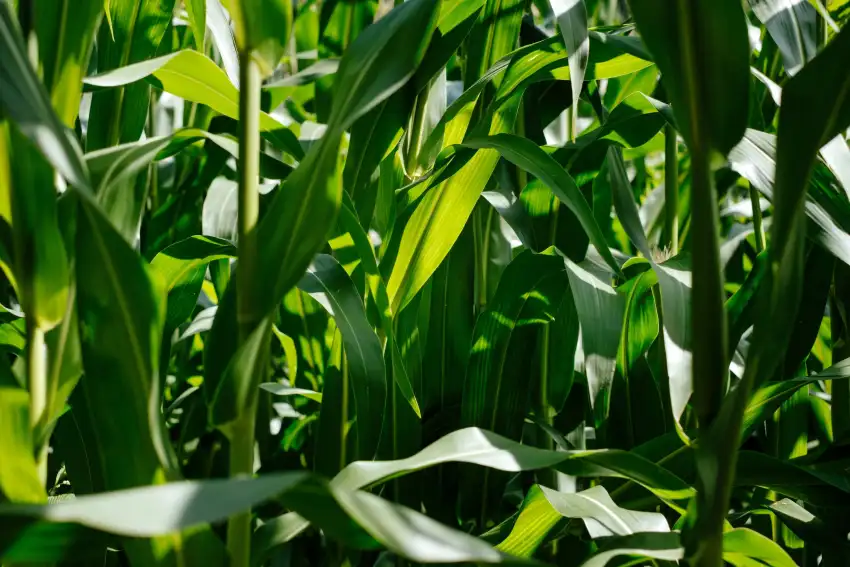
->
[298,254,386,462]
[496,485,668,557]
[0,2,89,190]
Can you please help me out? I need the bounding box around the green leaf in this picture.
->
[722,528,797,567]
[550,0,589,139]
[565,256,625,421]
[209,315,272,430]
[86,0,176,150]
[617,269,658,379]
[331,427,694,502]
[230,0,292,75]
[184,0,206,51]
[259,383,322,403]
[34,0,104,127]
[73,198,223,565]
[150,235,236,332]
[0,387,43,503]
[464,0,525,84]
[703,24,850,565]
[252,0,440,318]
[0,124,70,331]
[461,249,568,440]
[297,254,386,461]
[84,50,303,159]
[74,199,172,487]
[460,249,569,518]
[628,0,750,154]
[387,34,652,311]
[578,532,684,567]
[496,485,669,557]
[728,128,850,266]
[0,1,90,190]
[748,0,818,76]
[313,0,377,122]
[742,360,850,439]
[463,134,620,274]
[335,199,420,417]
[0,473,523,566]
[603,147,692,421]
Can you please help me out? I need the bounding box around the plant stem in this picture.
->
[690,147,728,428]
[26,320,47,486]
[690,146,729,567]
[227,50,262,567]
[749,181,765,253]
[664,124,679,255]
[237,54,262,337]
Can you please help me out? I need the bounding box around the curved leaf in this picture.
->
[0,2,90,190]
[579,532,684,567]
[150,235,236,331]
[463,134,620,274]
[86,0,176,150]
[332,427,694,501]
[496,485,669,558]
[0,472,526,566]
[297,254,386,461]
[84,50,303,159]
[722,528,796,567]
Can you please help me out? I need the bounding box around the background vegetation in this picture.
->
[1,0,850,566]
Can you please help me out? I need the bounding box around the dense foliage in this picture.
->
[1,0,850,566]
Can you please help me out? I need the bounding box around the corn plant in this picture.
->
[1,0,850,565]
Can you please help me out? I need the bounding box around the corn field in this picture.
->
[1,0,850,565]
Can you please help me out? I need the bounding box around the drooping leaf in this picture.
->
[496,485,669,557]
[464,134,620,274]
[749,0,818,76]
[298,254,386,462]
[332,427,694,502]
[729,128,850,266]
[84,51,303,159]
[150,235,236,332]
[0,473,525,566]
[578,532,684,567]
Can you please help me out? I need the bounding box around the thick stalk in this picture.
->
[690,147,728,428]
[227,51,262,567]
[749,181,765,253]
[690,147,729,567]
[664,124,679,255]
[26,321,47,485]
